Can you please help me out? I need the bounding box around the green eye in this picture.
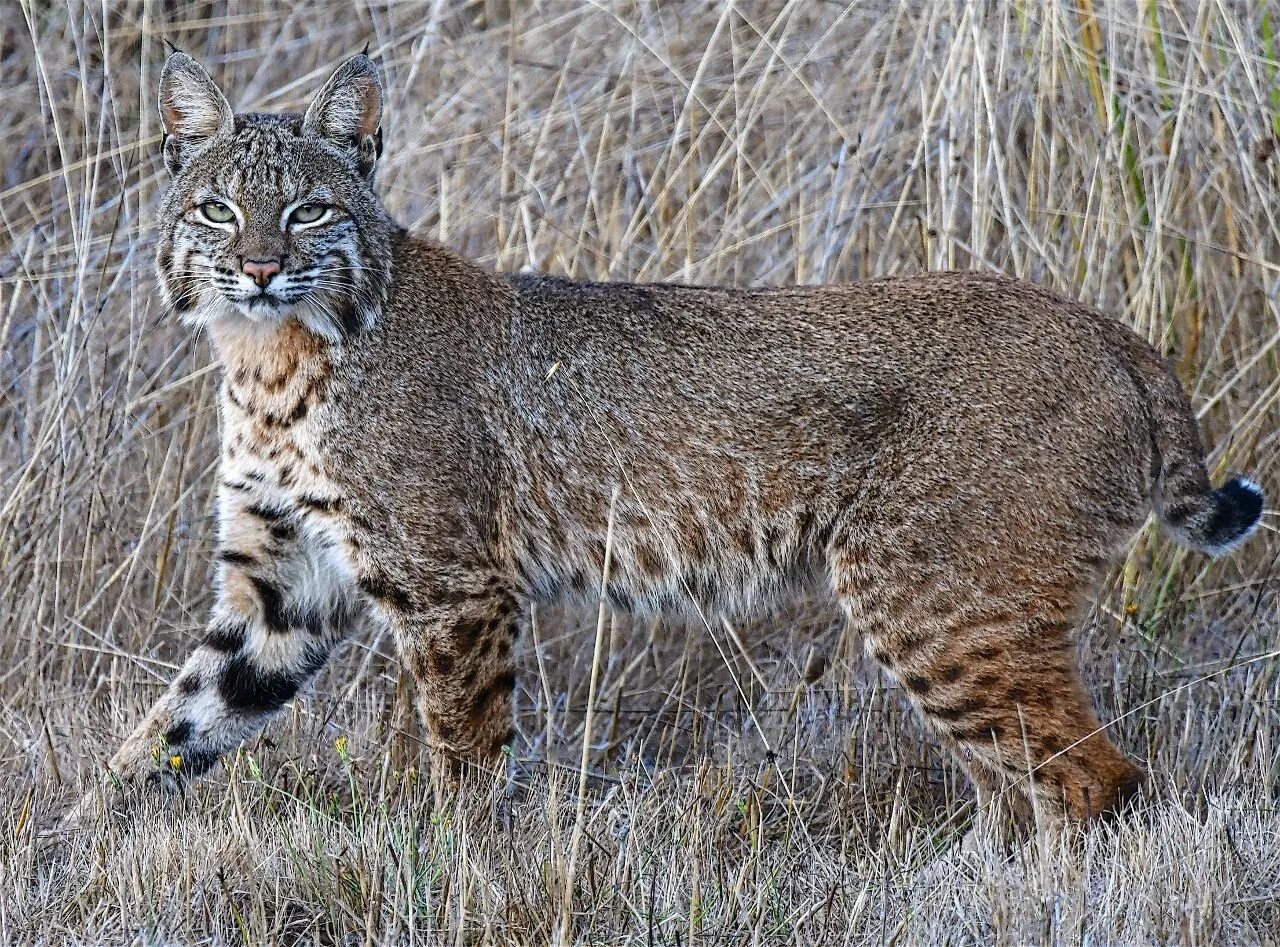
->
[289,203,328,225]
[199,201,236,224]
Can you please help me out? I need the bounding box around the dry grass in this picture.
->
[3,0,1280,943]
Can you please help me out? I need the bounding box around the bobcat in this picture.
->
[93,51,1264,828]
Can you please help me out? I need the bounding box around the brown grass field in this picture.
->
[3,0,1280,943]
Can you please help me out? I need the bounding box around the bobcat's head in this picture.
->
[154,52,394,341]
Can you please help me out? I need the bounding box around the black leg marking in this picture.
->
[245,502,291,524]
[248,574,290,634]
[427,645,456,677]
[297,494,342,514]
[218,647,328,715]
[204,621,247,653]
[923,696,989,722]
[456,617,493,647]
[902,673,932,696]
[217,549,259,568]
[262,399,309,427]
[178,747,221,776]
[163,720,193,746]
[468,671,516,726]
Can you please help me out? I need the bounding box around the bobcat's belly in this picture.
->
[512,493,832,617]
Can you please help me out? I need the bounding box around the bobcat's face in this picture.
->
[154,54,392,341]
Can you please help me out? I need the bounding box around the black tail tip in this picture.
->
[1204,476,1265,554]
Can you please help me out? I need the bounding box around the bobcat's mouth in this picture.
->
[181,257,356,337]
[222,287,304,323]
[245,291,280,310]
[231,279,317,315]
[233,291,284,317]
[229,276,322,315]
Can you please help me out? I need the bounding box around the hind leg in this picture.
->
[834,545,1144,826]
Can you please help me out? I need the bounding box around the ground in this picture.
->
[2,1,1279,943]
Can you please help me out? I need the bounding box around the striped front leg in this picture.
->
[98,499,358,800]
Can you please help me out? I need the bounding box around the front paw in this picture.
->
[61,761,184,831]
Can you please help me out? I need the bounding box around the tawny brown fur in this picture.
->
[84,53,1265,830]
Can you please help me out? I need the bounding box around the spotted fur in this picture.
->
[94,53,1264,826]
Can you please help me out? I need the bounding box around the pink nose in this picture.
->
[242,258,282,288]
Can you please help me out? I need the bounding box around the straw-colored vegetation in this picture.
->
[3,1,1279,943]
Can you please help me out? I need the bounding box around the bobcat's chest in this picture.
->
[211,319,356,590]
[217,324,335,488]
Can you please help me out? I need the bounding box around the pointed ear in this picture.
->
[158,52,233,175]
[303,55,384,180]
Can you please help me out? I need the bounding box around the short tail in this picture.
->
[1161,475,1265,556]
[1122,337,1265,556]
